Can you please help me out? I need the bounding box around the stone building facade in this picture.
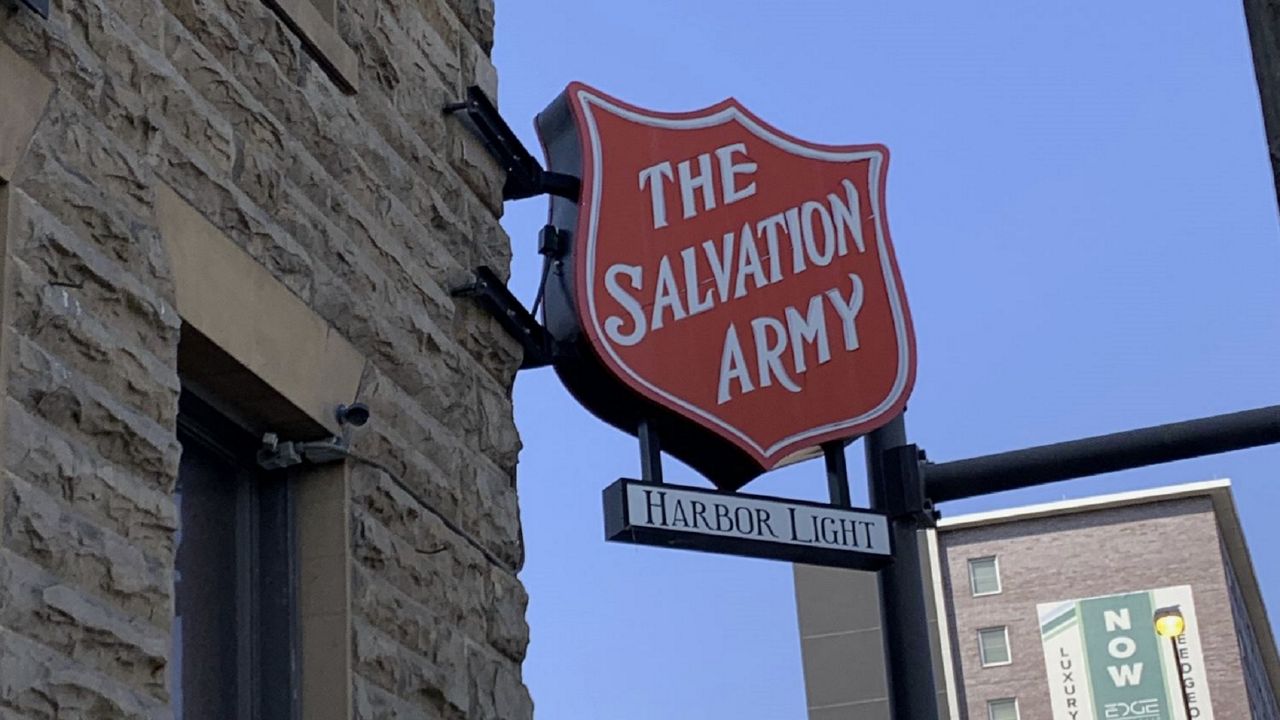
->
[794,480,1280,719]
[0,0,532,717]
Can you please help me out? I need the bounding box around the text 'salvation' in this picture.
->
[601,142,872,404]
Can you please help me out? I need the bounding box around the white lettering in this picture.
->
[783,207,808,274]
[756,213,788,283]
[733,222,769,299]
[677,153,717,219]
[751,316,801,393]
[717,323,754,404]
[650,256,687,330]
[1104,609,1132,632]
[801,200,837,267]
[785,295,831,375]
[1108,637,1137,660]
[703,231,736,303]
[825,273,866,352]
[680,246,714,316]
[1106,663,1144,687]
[829,179,866,254]
[603,264,647,346]
[638,161,675,229]
[714,143,758,205]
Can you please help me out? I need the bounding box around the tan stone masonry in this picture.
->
[0,0,527,717]
[0,43,54,184]
[156,183,365,436]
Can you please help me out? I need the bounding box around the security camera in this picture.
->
[336,403,371,427]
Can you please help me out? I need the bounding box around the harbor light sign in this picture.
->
[537,83,915,491]
[1039,586,1213,720]
[603,479,892,570]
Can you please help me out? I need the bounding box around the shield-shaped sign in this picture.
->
[537,83,915,491]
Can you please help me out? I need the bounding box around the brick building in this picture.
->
[0,0,531,718]
[794,480,1280,719]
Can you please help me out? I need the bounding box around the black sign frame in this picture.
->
[603,479,894,571]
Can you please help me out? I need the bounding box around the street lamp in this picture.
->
[1154,606,1194,719]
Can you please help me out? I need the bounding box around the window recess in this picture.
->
[969,556,1002,596]
[263,0,358,94]
[978,626,1011,667]
[988,698,1019,720]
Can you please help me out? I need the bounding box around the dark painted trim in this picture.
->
[19,0,49,19]
[602,479,893,571]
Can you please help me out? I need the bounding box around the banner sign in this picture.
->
[1039,586,1214,720]
[603,479,892,570]
[538,84,915,491]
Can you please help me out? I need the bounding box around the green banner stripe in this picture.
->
[1041,619,1079,643]
[1080,591,1171,719]
[1040,610,1077,638]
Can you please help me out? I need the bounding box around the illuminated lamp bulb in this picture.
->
[1153,606,1186,639]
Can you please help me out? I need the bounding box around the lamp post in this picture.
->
[1154,606,1194,719]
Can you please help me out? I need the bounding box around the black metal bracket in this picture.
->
[882,444,939,528]
[257,433,350,469]
[538,224,569,259]
[444,86,581,203]
[451,266,555,370]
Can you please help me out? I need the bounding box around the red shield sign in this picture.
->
[538,83,916,485]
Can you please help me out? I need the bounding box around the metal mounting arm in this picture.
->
[445,86,581,202]
[452,266,555,370]
[924,403,1280,502]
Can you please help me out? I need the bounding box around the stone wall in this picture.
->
[0,0,531,717]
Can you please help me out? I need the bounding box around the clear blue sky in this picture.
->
[492,3,1280,718]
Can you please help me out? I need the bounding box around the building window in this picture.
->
[172,391,299,719]
[969,556,1002,596]
[978,626,1012,666]
[988,698,1019,720]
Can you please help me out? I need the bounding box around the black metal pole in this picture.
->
[865,416,940,720]
[638,420,663,485]
[823,441,851,508]
[1171,636,1194,719]
[925,404,1280,502]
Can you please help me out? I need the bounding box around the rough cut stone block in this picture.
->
[1,0,527,713]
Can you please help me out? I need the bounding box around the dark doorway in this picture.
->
[172,390,299,719]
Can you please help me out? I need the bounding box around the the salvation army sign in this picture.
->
[537,83,915,490]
